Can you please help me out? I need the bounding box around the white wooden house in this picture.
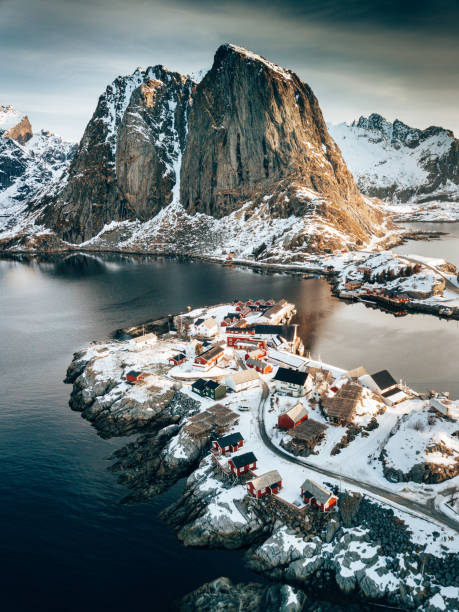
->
[225,369,260,392]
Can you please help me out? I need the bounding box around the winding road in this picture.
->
[257,382,459,533]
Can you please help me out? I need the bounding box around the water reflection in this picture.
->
[1,252,459,611]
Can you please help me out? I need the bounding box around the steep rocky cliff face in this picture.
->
[39,67,194,243]
[181,45,371,220]
[1,45,389,254]
[329,113,459,204]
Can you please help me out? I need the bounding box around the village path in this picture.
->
[396,254,459,295]
[257,382,459,534]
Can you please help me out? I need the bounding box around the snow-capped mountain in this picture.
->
[0,46,389,256]
[329,114,459,204]
[0,106,76,234]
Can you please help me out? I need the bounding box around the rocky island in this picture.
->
[65,298,459,611]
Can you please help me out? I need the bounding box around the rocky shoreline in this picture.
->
[64,339,459,611]
[2,225,456,325]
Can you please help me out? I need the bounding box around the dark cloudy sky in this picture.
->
[1,0,458,141]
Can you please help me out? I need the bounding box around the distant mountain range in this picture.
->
[0,46,457,257]
[329,114,458,204]
[0,105,76,235]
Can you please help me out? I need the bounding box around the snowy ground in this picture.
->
[80,299,458,559]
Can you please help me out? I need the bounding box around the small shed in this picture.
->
[278,401,308,429]
[225,369,260,392]
[169,352,186,366]
[228,451,257,476]
[363,370,398,395]
[212,431,244,455]
[300,479,337,512]
[131,332,157,349]
[126,370,144,383]
[247,470,282,498]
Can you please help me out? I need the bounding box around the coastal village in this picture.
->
[220,246,459,320]
[120,296,458,501]
[67,297,459,610]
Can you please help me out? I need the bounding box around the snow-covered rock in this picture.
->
[0,113,76,234]
[329,113,458,206]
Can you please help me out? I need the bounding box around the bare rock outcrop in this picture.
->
[22,44,387,252]
[39,67,193,243]
[180,577,306,612]
[180,44,383,242]
[4,115,33,144]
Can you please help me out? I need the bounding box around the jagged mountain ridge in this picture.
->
[0,106,76,234]
[329,113,459,204]
[39,67,194,243]
[1,45,388,256]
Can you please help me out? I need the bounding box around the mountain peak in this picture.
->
[214,43,294,81]
[3,114,33,144]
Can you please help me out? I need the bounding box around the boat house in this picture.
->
[212,432,244,454]
[228,451,257,476]
[362,370,408,406]
[300,479,337,512]
[247,470,282,498]
[126,370,144,383]
[194,344,225,370]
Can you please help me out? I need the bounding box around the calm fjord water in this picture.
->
[1,248,459,611]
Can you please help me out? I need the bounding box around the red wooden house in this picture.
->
[300,479,337,512]
[245,347,266,361]
[228,451,257,476]
[168,352,186,366]
[278,402,308,429]
[194,344,225,370]
[246,358,272,375]
[247,470,282,498]
[226,332,267,350]
[212,432,244,455]
[126,370,144,383]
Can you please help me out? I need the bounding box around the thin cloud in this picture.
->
[1,0,458,140]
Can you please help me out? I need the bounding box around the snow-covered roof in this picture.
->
[249,469,282,490]
[347,366,368,378]
[268,349,306,370]
[301,479,334,505]
[283,402,308,424]
[226,369,260,385]
[132,332,157,343]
